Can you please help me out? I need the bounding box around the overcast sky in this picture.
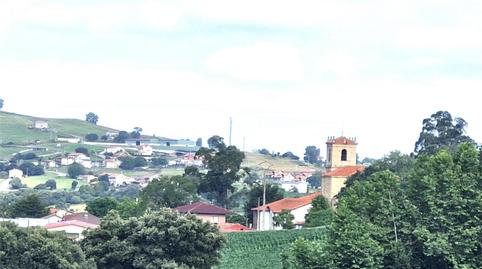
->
[1,0,482,159]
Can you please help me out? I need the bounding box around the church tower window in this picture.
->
[341,149,347,161]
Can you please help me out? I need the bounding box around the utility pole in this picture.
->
[229,117,232,146]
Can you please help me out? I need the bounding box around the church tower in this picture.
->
[322,136,363,202]
[325,136,357,170]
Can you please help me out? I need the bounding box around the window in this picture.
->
[341,149,347,161]
[212,216,219,224]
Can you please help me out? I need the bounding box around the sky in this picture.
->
[1,0,482,159]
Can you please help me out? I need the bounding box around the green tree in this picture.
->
[75,146,90,156]
[304,146,320,164]
[119,156,147,170]
[151,157,168,166]
[414,110,474,156]
[116,198,142,218]
[273,209,295,229]
[281,238,330,269]
[0,222,95,269]
[45,179,57,190]
[67,163,85,178]
[258,148,271,155]
[140,176,198,209]
[71,180,79,190]
[304,195,333,227]
[114,131,129,143]
[81,209,226,269]
[85,133,99,142]
[196,135,245,207]
[196,137,202,147]
[245,182,284,224]
[9,178,26,189]
[86,197,119,217]
[281,151,299,160]
[226,214,247,225]
[86,112,99,125]
[8,194,47,218]
[307,171,322,188]
[130,127,142,138]
[19,162,44,176]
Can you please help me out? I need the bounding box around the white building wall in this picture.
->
[291,204,312,224]
[47,225,87,240]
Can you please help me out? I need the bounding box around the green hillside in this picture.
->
[243,152,318,173]
[0,111,117,144]
[217,227,327,269]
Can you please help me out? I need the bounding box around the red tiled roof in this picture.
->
[175,202,232,215]
[251,192,322,213]
[45,220,98,229]
[218,222,252,232]
[326,136,357,145]
[323,166,365,177]
[63,212,101,225]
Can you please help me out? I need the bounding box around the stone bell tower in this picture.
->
[325,136,357,171]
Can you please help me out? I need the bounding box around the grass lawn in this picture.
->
[159,168,185,176]
[22,173,86,190]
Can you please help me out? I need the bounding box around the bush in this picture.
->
[75,147,89,156]
[85,133,99,142]
[45,179,57,190]
[10,178,26,189]
[67,163,85,179]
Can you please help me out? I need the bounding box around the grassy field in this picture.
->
[243,152,318,173]
[21,173,86,190]
[0,111,116,145]
[216,227,327,269]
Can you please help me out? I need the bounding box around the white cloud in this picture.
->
[205,42,304,81]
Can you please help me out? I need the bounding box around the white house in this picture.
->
[107,173,133,186]
[45,220,98,241]
[137,145,153,156]
[103,146,125,154]
[8,168,23,179]
[281,180,308,194]
[57,137,81,144]
[0,217,60,228]
[33,120,49,129]
[104,159,121,169]
[251,192,321,231]
[77,174,96,183]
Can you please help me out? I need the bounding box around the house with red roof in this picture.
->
[322,136,365,202]
[251,192,321,231]
[44,212,100,241]
[175,202,232,225]
[175,202,251,232]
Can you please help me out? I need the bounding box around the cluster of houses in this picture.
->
[0,209,100,241]
[265,170,312,194]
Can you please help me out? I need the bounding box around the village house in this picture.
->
[104,158,121,169]
[251,192,321,231]
[321,136,365,203]
[77,174,96,183]
[45,212,100,241]
[56,137,81,144]
[106,173,133,186]
[33,120,49,129]
[103,146,125,155]
[8,168,23,179]
[281,180,308,194]
[137,145,153,156]
[175,202,231,225]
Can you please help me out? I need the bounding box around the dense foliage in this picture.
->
[0,222,95,269]
[284,143,482,269]
[139,175,198,209]
[81,209,226,269]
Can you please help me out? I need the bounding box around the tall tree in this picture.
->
[85,112,99,125]
[196,137,202,147]
[139,176,198,209]
[8,194,47,218]
[67,163,85,178]
[130,127,142,138]
[196,136,245,207]
[304,195,333,227]
[414,110,473,155]
[81,210,226,269]
[113,131,129,143]
[0,222,94,269]
[245,183,284,224]
[273,209,295,229]
[86,197,119,217]
[304,146,320,164]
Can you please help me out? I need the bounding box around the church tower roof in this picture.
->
[326,136,357,145]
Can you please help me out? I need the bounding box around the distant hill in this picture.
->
[0,111,117,144]
[243,152,318,173]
